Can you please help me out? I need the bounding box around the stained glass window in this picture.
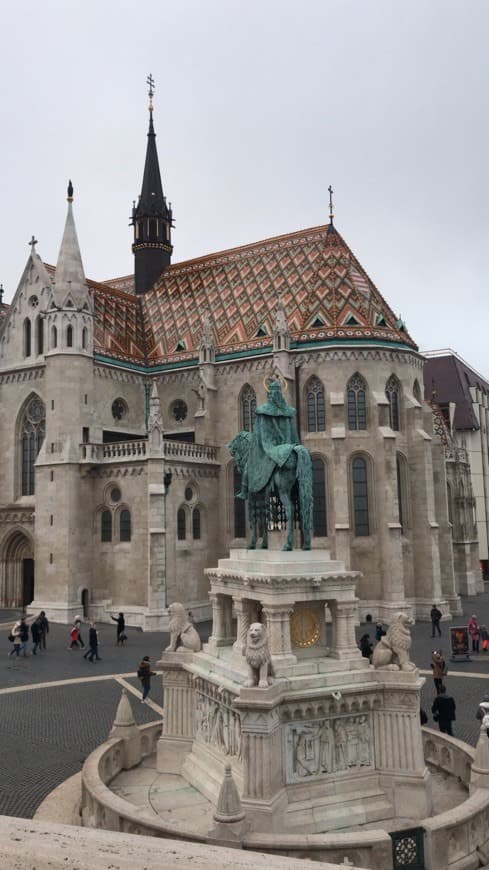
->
[241,385,256,432]
[306,377,325,432]
[386,376,400,431]
[352,456,369,536]
[347,374,367,430]
[21,397,45,495]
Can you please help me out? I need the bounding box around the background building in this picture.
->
[0,97,478,628]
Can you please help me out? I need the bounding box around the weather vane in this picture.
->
[147,73,155,112]
[328,185,334,224]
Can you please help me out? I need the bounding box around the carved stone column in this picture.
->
[233,597,250,656]
[261,603,296,662]
[156,651,195,774]
[329,601,361,659]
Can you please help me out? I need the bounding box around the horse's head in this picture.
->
[227,431,252,472]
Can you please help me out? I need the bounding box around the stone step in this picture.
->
[284,785,393,833]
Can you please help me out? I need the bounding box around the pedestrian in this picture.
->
[84,622,101,662]
[375,622,385,642]
[431,685,456,736]
[111,612,126,646]
[8,620,22,657]
[31,618,42,655]
[38,611,49,649]
[19,617,29,656]
[68,623,81,650]
[468,615,480,653]
[137,655,156,703]
[359,633,373,661]
[74,616,85,649]
[431,649,446,695]
[481,625,489,652]
[430,604,442,638]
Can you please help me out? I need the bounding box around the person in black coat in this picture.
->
[84,622,102,662]
[19,618,29,657]
[31,619,42,655]
[359,633,373,661]
[432,685,456,735]
[137,656,156,703]
[111,612,126,645]
[38,611,49,650]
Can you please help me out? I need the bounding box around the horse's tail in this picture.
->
[294,446,313,532]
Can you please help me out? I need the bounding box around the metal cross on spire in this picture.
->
[28,235,38,251]
[328,185,334,224]
[147,73,155,112]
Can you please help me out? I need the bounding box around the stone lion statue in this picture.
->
[165,602,201,652]
[244,622,274,688]
[371,612,416,671]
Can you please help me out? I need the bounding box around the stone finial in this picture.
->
[214,764,245,823]
[199,313,216,365]
[209,764,247,844]
[273,295,290,352]
[110,689,137,732]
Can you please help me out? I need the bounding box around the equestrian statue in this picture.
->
[228,377,313,551]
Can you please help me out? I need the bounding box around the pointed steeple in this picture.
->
[131,75,173,294]
[53,181,88,308]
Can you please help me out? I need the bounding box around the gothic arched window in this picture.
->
[82,327,88,350]
[312,457,327,537]
[51,325,57,349]
[36,316,44,356]
[413,379,422,404]
[192,508,201,540]
[21,396,45,495]
[306,377,325,432]
[101,510,112,542]
[396,453,409,532]
[120,509,131,542]
[241,385,256,432]
[385,375,401,431]
[23,318,31,358]
[177,508,186,541]
[67,324,73,348]
[351,455,370,536]
[347,374,367,430]
[234,465,246,538]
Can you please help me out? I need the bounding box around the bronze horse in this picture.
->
[228,431,313,551]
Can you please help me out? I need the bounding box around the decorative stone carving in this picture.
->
[244,623,274,688]
[165,602,201,652]
[286,714,372,784]
[195,690,242,760]
[371,612,416,671]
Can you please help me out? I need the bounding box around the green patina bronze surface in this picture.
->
[228,380,313,551]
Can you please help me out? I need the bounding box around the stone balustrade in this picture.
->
[79,439,219,464]
[80,716,489,870]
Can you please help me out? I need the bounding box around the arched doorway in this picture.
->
[0,531,34,608]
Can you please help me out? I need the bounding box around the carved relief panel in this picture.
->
[285,714,372,784]
[194,679,242,762]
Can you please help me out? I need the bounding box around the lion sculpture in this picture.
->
[245,622,274,688]
[371,612,416,671]
[165,602,201,652]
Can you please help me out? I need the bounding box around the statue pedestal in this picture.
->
[158,549,432,833]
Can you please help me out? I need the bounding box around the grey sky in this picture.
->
[1,0,488,373]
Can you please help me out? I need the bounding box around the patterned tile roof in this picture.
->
[60,221,419,366]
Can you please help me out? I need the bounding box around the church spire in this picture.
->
[53,180,88,308]
[131,74,174,294]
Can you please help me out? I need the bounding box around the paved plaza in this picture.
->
[1,593,489,820]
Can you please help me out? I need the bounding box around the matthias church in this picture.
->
[0,84,480,628]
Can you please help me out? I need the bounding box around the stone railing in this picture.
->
[422,727,489,869]
[80,439,219,464]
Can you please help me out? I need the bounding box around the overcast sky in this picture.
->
[1,0,488,374]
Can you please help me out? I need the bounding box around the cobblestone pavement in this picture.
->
[1,592,489,820]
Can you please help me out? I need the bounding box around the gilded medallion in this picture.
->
[290,608,321,648]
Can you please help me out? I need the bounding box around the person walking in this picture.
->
[74,616,85,650]
[9,620,22,657]
[431,649,446,695]
[111,612,126,646]
[469,615,481,653]
[84,622,101,662]
[38,611,49,650]
[68,623,81,650]
[19,617,29,656]
[137,655,156,703]
[359,633,373,661]
[430,604,442,638]
[431,685,456,735]
[31,618,42,655]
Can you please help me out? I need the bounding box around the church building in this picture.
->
[0,83,479,628]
